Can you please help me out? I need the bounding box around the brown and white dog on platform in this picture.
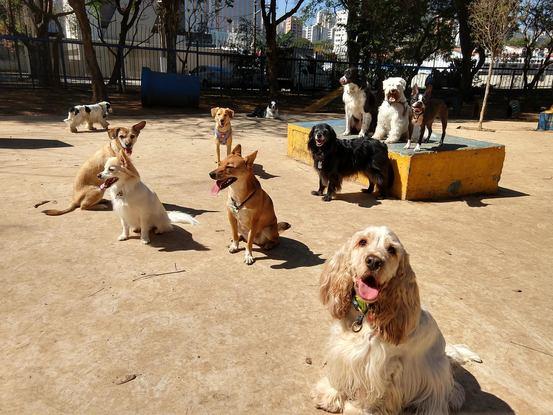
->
[211,107,234,164]
[405,84,449,152]
[42,121,146,216]
[209,144,290,265]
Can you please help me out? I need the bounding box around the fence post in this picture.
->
[59,40,68,87]
[219,53,223,97]
[121,45,127,92]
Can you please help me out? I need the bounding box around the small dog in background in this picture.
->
[340,67,377,137]
[64,101,112,133]
[307,123,392,201]
[98,150,198,244]
[42,121,146,216]
[211,107,234,164]
[246,100,281,119]
[405,84,449,151]
[373,77,412,144]
[209,144,290,265]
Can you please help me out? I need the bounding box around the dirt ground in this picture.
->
[0,111,552,415]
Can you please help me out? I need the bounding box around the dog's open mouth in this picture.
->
[211,177,237,195]
[124,145,133,155]
[412,106,424,115]
[387,92,398,103]
[356,275,380,302]
[99,177,118,191]
[315,137,326,147]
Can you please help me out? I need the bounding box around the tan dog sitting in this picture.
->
[211,107,234,164]
[209,144,290,265]
[42,121,146,215]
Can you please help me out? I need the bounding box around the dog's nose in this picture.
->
[316,133,322,139]
[365,255,382,271]
[209,171,217,179]
[97,173,102,179]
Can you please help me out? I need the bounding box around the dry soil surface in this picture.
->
[1,114,552,414]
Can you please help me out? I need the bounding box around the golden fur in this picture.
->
[211,107,234,164]
[42,121,146,216]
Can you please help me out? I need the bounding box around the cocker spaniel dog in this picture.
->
[373,77,412,144]
[308,123,392,202]
[313,226,480,414]
[64,101,112,133]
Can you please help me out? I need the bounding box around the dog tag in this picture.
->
[230,203,239,214]
[317,161,323,169]
[352,315,364,332]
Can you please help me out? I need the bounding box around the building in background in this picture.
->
[332,9,347,58]
[283,16,303,39]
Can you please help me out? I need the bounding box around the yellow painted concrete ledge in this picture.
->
[288,119,506,201]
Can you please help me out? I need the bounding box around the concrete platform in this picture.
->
[287,119,506,200]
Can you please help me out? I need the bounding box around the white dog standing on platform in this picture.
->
[373,77,412,144]
[64,101,112,133]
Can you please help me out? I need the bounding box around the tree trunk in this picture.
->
[68,0,107,101]
[454,0,475,101]
[265,26,279,96]
[161,0,179,73]
[346,1,360,63]
[478,54,494,130]
[108,14,130,86]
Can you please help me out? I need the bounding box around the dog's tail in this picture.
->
[42,202,79,216]
[446,344,482,365]
[277,222,291,233]
[167,211,199,225]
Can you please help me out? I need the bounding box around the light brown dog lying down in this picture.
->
[209,144,290,265]
[42,121,146,216]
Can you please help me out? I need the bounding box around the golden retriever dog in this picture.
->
[313,226,481,414]
[42,121,146,216]
[209,144,290,265]
[211,107,234,164]
[97,151,198,244]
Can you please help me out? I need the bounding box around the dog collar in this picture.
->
[229,188,257,214]
[215,127,232,145]
[351,293,376,332]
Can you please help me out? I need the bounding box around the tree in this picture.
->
[469,0,518,129]
[90,0,155,88]
[68,0,107,101]
[516,0,553,90]
[260,0,306,96]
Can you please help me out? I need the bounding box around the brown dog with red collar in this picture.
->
[209,144,290,265]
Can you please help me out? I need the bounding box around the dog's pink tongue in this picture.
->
[358,279,379,301]
[210,182,221,196]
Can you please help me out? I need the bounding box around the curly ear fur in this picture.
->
[320,241,354,320]
[211,107,219,117]
[371,252,421,345]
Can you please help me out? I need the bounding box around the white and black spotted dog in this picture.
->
[247,100,281,119]
[64,101,112,133]
[340,67,377,137]
[373,77,412,144]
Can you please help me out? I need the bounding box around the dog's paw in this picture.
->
[118,234,128,241]
[88,126,97,131]
[228,240,239,253]
[311,190,323,196]
[312,377,344,413]
[70,127,78,133]
[403,142,411,149]
[244,251,255,265]
[322,194,332,202]
[141,238,150,244]
[342,130,351,136]
[414,144,421,152]
[358,131,366,137]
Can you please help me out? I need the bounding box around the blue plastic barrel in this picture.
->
[141,67,200,108]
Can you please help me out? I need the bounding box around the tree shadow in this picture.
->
[333,192,382,208]
[0,138,72,149]
[162,203,218,217]
[254,236,325,269]
[148,225,209,253]
[454,366,515,414]
[253,163,279,180]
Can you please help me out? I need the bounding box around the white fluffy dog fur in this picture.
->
[98,151,198,244]
[64,101,112,133]
[373,78,411,144]
[313,226,481,414]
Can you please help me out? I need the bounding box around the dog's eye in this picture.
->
[108,167,115,172]
[130,135,135,139]
[387,246,396,255]
[358,239,367,247]
[119,135,124,139]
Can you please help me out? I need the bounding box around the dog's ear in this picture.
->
[108,128,120,140]
[411,84,419,96]
[84,106,91,113]
[319,239,353,320]
[308,126,315,141]
[424,84,433,97]
[132,121,146,131]
[211,107,219,118]
[244,150,257,168]
[399,78,407,90]
[231,144,242,156]
[328,126,337,141]
[227,109,234,118]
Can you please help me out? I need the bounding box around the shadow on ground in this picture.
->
[0,138,72,149]
[428,187,529,208]
[253,163,279,180]
[148,225,209,253]
[255,236,325,269]
[163,203,218,217]
[333,192,382,208]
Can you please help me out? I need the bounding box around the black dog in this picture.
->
[308,123,392,202]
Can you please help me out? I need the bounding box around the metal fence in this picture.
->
[1,35,552,93]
